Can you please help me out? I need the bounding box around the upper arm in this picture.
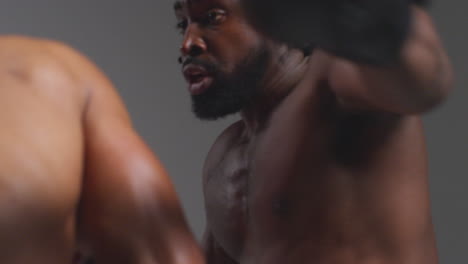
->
[326,6,453,114]
[82,76,197,263]
[50,44,204,264]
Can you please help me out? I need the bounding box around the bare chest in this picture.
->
[202,78,433,262]
[204,140,250,260]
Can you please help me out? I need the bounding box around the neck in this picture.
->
[240,45,309,135]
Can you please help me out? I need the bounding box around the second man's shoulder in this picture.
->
[0,35,96,84]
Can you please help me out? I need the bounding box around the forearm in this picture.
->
[240,0,453,114]
[329,6,453,114]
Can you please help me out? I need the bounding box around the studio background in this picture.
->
[0,1,465,263]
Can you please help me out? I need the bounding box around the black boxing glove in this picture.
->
[241,0,430,65]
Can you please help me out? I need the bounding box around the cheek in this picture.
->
[209,25,263,72]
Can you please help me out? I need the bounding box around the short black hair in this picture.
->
[412,0,430,7]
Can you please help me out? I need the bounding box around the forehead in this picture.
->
[174,0,238,15]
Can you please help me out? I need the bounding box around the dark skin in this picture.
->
[175,0,453,263]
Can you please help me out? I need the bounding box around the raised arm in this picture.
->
[240,1,453,114]
[326,6,453,114]
[49,42,204,264]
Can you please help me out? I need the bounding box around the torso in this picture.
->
[203,57,438,264]
[0,36,87,264]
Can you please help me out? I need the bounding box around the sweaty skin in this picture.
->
[0,36,204,264]
[175,1,453,264]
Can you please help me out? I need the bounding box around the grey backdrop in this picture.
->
[0,1,465,263]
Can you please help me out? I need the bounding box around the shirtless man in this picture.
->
[0,35,204,264]
[174,0,453,263]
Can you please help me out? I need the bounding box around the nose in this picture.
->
[180,25,207,57]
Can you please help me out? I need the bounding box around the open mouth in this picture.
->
[183,64,214,95]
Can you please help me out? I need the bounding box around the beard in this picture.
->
[190,46,270,120]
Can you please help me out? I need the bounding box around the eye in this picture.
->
[205,9,226,25]
[176,19,188,34]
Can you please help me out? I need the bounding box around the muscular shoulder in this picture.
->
[0,36,72,77]
[0,35,104,90]
[0,35,113,109]
[202,121,245,182]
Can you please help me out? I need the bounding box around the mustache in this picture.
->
[180,57,217,74]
